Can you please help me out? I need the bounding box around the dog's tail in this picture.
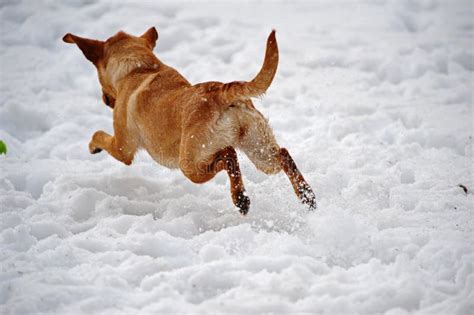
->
[218,30,278,104]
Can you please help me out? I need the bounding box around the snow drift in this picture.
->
[0,0,472,314]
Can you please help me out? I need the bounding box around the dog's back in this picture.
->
[127,32,280,172]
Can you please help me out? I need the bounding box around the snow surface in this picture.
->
[1,0,473,313]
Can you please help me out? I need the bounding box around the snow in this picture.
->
[1,0,473,313]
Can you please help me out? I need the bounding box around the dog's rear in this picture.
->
[184,31,281,175]
[177,31,316,212]
[221,31,282,175]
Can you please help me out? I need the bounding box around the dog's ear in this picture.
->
[63,33,104,65]
[140,27,158,49]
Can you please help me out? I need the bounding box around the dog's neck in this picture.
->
[105,54,161,89]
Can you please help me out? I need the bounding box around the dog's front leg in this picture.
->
[89,130,135,166]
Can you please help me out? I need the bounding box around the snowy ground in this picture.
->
[1,0,473,314]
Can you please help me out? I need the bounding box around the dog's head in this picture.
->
[63,27,159,108]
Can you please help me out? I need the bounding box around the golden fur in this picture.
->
[63,27,316,214]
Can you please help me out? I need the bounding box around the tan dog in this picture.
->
[63,27,316,214]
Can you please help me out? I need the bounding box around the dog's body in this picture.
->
[63,27,316,214]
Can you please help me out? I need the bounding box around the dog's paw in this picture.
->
[236,192,251,215]
[89,143,103,154]
[298,184,317,210]
[90,147,103,154]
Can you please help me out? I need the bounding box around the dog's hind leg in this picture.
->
[211,146,250,214]
[237,106,316,209]
[180,143,250,215]
[279,148,316,210]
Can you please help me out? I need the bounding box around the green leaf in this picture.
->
[0,140,7,155]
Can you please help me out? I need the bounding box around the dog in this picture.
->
[63,27,316,215]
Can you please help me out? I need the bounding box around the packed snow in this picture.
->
[1,0,473,313]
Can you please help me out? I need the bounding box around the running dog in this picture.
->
[63,27,316,214]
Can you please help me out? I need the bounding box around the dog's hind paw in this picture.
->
[236,192,251,215]
[306,198,317,211]
[299,184,317,210]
